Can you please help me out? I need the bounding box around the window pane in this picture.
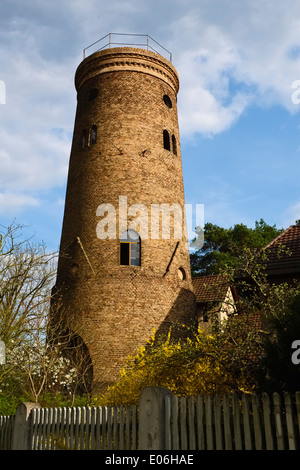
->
[120,242,130,265]
[120,231,130,242]
[130,243,140,266]
[128,229,140,242]
[120,229,140,242]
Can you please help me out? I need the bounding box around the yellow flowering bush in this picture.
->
[99,323,257,406]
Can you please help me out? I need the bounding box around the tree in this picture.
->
[0,223,57,391]
[6,328,78,403]
[255,294,300,393]
[0,223,57,349]
[190,219,283,276]
[0,223,92,406]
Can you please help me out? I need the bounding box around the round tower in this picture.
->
[53,43,196,392]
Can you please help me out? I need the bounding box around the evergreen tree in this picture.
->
[190,219,283,276]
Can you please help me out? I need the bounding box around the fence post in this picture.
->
[12,402,41,450]
[139,386,173,450]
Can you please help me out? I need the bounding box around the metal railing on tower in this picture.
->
[83,33,172,62]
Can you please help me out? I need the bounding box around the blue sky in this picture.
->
[0,0,300,251]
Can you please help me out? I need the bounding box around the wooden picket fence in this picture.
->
[163,391,300,450]
[1,388,300,450]
[30,404,138,450]
[0,415,14,450]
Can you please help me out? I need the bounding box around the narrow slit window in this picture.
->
[163,129,170,151]
[82,129,87,149]
[90,125,97,146]
[172,135,177,155]
[120,229,141,266]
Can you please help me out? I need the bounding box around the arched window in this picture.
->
[90,125,97,145]
[172,135,177,155]
[120,229,141,266]
[163,129,170,151]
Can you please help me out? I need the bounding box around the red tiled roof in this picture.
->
[192,275,230,303]
[263,225,300,276]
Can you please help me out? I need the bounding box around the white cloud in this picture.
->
[0,18,74,210]
[171,1,300,137]
[0,191,39,214]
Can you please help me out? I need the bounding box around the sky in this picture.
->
[0,0,300,252]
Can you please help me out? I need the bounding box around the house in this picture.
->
[263,224,300,283]
[192,275,237,329]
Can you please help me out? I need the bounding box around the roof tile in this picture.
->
[264,225,300,276]
[192,275,230,303]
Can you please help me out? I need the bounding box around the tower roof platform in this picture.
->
[83,33,173,63]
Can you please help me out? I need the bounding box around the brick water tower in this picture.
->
[52,34,196,392]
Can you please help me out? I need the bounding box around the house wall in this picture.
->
[196,287,236,330]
